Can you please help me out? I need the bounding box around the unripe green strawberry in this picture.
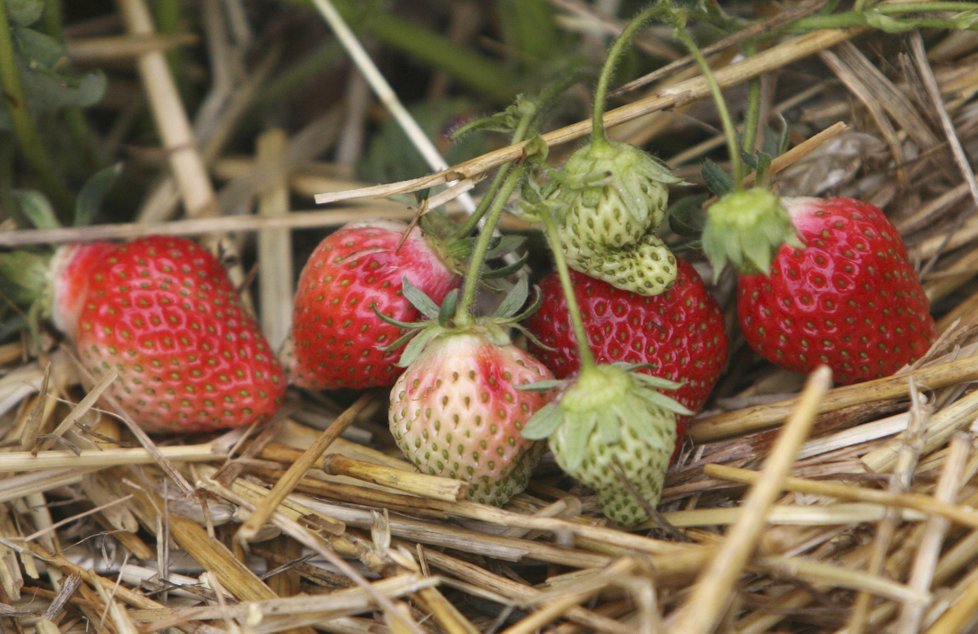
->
[389,326,554,506]
[522,364,689,526]
[563,229,678,296]
[555,140,680,255]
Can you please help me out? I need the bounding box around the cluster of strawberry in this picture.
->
[4,15,936,528]
[10,168,935,526]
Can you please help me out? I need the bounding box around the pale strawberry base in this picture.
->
[50,242,110,339]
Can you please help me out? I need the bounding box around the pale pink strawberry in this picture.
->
[389,326,554,506]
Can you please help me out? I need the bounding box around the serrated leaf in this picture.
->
[13,190,60,229]
[484,234,525,259]
[495,275,529,318]
[482,252,529,279]
[701,159,735,197]
[7,0,44,26]
[521,402,563,440]
[555,409,595,471]
[401,278,441,320]
[74,163,122,227]
[516,378,563,392]
[437,288,458,326]
[396,326,443,368]
[667,194,709,237]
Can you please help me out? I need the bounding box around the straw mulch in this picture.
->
[3,1,978,632]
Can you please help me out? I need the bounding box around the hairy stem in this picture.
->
[452,164,526,327]
[670,16,744,188]
[538,207,596,371]
[590,5,666,145]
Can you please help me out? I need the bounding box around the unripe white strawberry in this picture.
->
[562,228,678,296]
[522,363,689,526]
[389,326,554,506]
[555,141,680,254]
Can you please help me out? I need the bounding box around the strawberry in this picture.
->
[526,259,728,417]
[561,228,679,296]
[734,196,936,384]
[554,140,680,254]
[12,236,286,433]
[388,325,554,506]
[288,220,460,390]
[522,363,690,526]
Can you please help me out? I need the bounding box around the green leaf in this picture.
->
[482,252,529,280]
[437,288,458,326]
[701,159,734,197]
[516,378,564,392]
[7,0,44,26]
[597,412,621,445]
[521,402,563,440]
[74,163,122,227]
[401,278,441,320]
[555,409,595,471]
[495,275,529,319]
[484,234,525,260]
[395,326,443,368]
[13,190,60,229]
[667,193,709,237]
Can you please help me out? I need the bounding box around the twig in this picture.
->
[670,366,831,634]
[116,0,217,217]
[235,393,371,544]
[314,27,860,206]
[895,433,970,633]
[309,0,476,213]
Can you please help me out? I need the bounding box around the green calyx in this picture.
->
[521,363,690,470]
[555,140,682,247]
[702,187,802,279]
[0,249,53,309]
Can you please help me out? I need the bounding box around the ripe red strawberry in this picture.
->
[525,259,728,417]
[388,326,554,506]
[43,236,286,433]
[288,220,460,390]
[737,197,936,384]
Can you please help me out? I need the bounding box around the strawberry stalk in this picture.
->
[665,8,744,188]
[452,163,526,327]
[452,107,538,326]
[589,5,667,147]
[453,99,538,240]
[536,206,596,373]
[669,5,800,278]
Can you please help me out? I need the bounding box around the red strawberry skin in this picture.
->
[738,197,936,385]
[525,259,728,416]
[51,236,286,433]
[289,221,460,390]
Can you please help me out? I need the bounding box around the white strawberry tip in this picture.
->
[49,242,107,340]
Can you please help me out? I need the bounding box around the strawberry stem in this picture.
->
[453,164,526,327]
[454,99,539,239]
[537,206,597,372]
[453,105,539,325]
[667,9,745,188]
[590,5,667,146]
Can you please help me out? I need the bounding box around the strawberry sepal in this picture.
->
[702,187,801,278]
